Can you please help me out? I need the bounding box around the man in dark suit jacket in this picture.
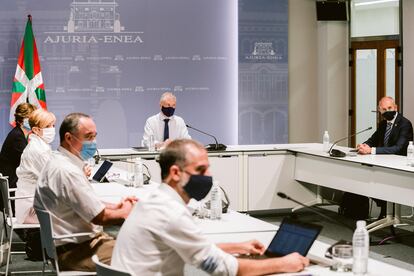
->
[357,96,413,155]
[356,96,413,218]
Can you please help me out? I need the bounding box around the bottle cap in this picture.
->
[356,220,366,228]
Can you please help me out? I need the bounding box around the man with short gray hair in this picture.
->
[143,92,191,148]
[34,112,136,271]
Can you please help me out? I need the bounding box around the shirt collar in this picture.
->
[159,183,186,206]
[158,112,175,121]
[57,145,85,170]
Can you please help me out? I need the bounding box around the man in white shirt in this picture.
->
[143,92,191,148]
[112,139,309,276]
[34,113,136,271]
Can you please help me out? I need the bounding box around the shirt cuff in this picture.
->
[371,147,376,155]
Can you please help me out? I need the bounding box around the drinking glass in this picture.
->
[330,244,353,272]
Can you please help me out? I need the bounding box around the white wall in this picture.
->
[289,0,348,144]
[402,0,414,124]
[351,4,399,37]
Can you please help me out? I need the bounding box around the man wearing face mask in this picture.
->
[357,96,413,155]
[143,92,191,149]
[112,139,309,276]
[356,96,413,218]
[34,113,137,272]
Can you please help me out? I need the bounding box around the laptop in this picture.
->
[92,160,113,183]
[240,218,323,261]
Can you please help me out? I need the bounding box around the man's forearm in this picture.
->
[217,243,243,254]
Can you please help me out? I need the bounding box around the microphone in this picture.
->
[328,127,373,157]
[277,192,354,231]
[94,148,101,165]
[186,124,227,151]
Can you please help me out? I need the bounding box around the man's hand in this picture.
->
[123,196,138,204]
[237,240,266,255]
[357,143,371,154]
[277,252,310,272]
[118,198,134,219]
[83,164,92,177]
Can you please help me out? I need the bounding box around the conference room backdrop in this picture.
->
[0,0,287,148]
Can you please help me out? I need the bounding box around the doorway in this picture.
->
[350,39,400,146]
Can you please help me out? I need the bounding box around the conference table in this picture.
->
[99,143,414,212]
[92,180,414,275]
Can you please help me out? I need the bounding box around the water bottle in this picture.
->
[134,157,144,187]
[323,130,330,152]
[210,181,222,220]
[352,220,369,274]
[148,134,155,151]
[407,141,414,166]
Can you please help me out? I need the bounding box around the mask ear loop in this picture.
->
[142,163,151,184]
[219,186,230,213]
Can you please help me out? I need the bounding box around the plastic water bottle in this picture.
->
[407,141,414,166]
[210,181,222,220]
[352,220,369,275]
[148,134,155,151]
[323,130,330,152]
[134,157,144,187]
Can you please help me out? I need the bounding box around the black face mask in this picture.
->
[183,174,213,201]
[382,110,396,121]
[161,106,175,117]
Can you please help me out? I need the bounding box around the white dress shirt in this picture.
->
[143,112,191,143]
[15,134,52,223]
[33,146,105,246]
[111,183,238,276]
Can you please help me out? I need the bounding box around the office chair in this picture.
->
[35,208,96,275]
[0,175,41,275]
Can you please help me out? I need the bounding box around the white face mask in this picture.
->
[41,127,55,144]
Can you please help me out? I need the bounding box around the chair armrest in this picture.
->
[9,195,33,200]
[53,232,95,240]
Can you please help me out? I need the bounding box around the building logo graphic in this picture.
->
[245,42,281,61]
[44,0,143,44]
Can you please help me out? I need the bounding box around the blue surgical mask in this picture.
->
[80,140,97,161]
[161,106,175,117]
[23,118,31,130]
[183,173,213,201]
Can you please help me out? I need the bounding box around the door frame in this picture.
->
[349,39,400,146]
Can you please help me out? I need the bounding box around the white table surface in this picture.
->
[92,181,414,275]
[206,231,414,276]
[288,143,414,173]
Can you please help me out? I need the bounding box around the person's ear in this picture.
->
[169,165,181,182]
[31,126,41,136]
[64,132,72,144]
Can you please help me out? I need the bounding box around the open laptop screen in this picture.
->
[266,218,322,257]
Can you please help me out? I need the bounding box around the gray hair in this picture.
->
[160,92,176,104]
[59,112,90,143]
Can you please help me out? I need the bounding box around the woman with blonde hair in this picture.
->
[16,108,56,224]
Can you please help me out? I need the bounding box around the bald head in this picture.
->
[378,96,397,113]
